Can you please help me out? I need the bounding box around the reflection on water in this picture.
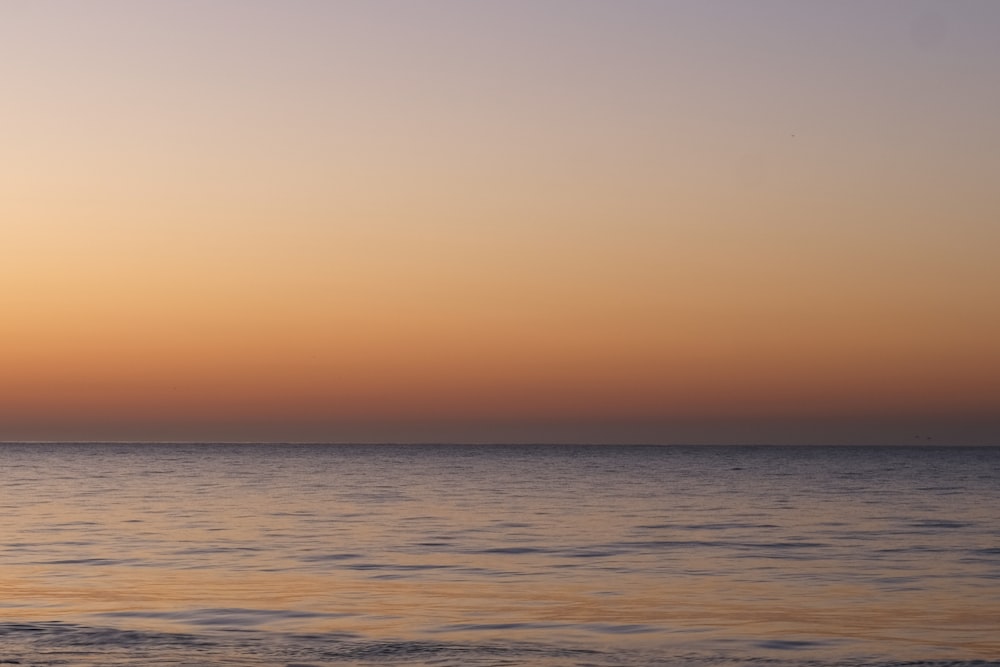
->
[1,443,999,666]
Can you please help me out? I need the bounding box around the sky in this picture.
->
[2,0,999,444]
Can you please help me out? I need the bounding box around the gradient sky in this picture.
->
[2,0,999,444]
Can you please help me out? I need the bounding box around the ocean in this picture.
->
[0,443,997,666]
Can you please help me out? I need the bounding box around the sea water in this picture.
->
[0,443,998,666]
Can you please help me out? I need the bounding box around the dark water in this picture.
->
[1,443,998,666]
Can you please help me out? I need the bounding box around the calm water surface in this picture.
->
[1,444,998,666]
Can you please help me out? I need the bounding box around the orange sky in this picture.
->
[2,1,999,443]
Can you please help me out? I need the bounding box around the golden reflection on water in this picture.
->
[3,549,998,657]
[3,443,1000,664]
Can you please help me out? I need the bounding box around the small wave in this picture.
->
[743,541,827,549]
[346,562,451,571]
[474,546,548,555]
[0,621,208,648]
[563,549,620,558]
[756,638,831,650]
[97,608,353,629]
[619,539,826,551]
[683,523,781,530]
[907,520,973,529]
[170,546,263,555]
[429,621,566,632]
[38,558,138,566]
[581,623,661,634]
[299,552,361,562]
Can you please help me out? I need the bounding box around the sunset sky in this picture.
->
[2,1,999,444]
